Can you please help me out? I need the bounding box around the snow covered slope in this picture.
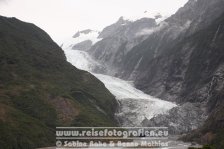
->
[122,11,166,24]
[62,29,102,49]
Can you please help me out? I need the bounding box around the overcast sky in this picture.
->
[0,0,188,44]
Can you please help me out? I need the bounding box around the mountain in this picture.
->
[86,17,157,75]
[70,0,224,78]
[64,0,224,148]
[118,0,224,147]
[177,12,224,147]
[0,16,118,148]
[62,29,101,50]
[64,17,158,75]
[119,0,224,147]
[117,0,224,82]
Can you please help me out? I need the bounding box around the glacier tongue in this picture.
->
[94,73,176,126]
[64,49,101,71]
[63,48,176,126]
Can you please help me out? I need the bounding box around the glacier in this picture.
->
[63,47,176,126]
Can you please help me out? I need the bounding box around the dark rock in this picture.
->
[72,40,92,51]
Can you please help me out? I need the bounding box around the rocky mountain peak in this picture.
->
[73,29,95,38]
[116,16,129,25]
[62,29,101,50]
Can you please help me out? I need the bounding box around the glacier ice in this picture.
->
[63,47,176,126]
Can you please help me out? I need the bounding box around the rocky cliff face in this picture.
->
[87,17,157,75]
[119,0,224,82]
[82,0,224,79]
[131,0,224,102]
[124,0,224,147]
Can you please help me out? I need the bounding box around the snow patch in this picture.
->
[122,11,168,25]
[123,11,166,22]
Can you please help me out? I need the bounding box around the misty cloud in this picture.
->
[0,0,188,44]
[0,0,9,4]
[136,21,169,36]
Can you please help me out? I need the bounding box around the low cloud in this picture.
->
[136,21,169,36]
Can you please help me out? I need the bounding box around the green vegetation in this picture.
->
[0,16,118,148]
